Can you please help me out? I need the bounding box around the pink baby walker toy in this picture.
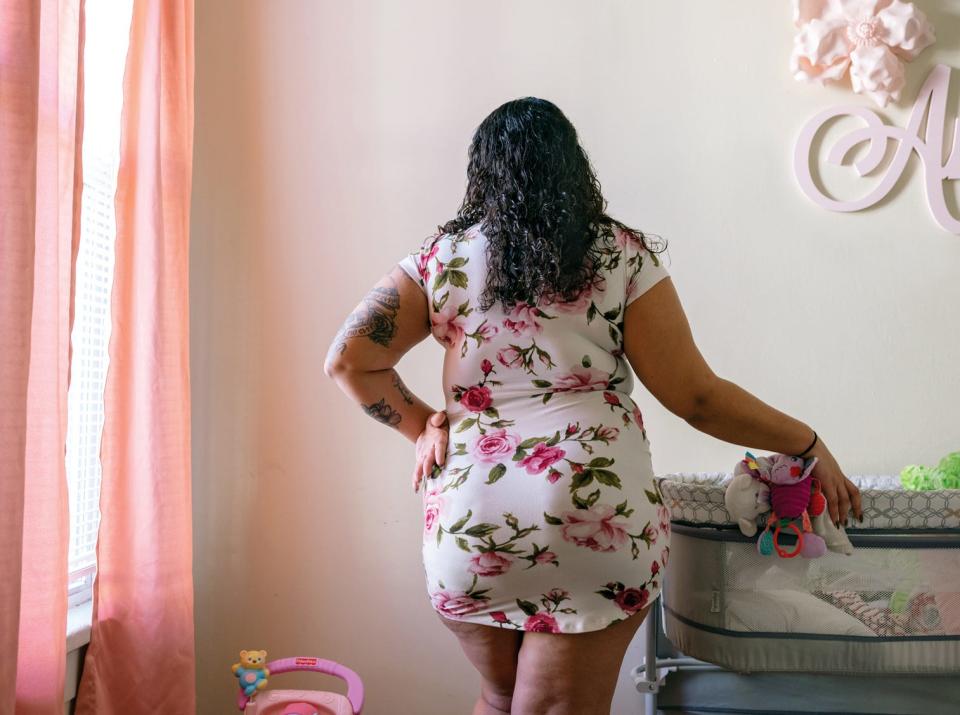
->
[232,650,364,715]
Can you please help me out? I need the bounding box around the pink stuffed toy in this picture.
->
[737,452,827,559]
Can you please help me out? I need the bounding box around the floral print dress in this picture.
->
[397,221,672,633]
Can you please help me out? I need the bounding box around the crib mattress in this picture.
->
[657,472,960,530]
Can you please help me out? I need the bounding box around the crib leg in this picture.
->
[640,595,660,714]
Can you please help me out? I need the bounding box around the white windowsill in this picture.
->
[65,599,93,708]
[67,599,93,653]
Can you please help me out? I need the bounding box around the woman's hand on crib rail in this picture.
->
[807,437,863,526]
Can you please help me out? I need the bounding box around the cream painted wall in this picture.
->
[190,1,960,712]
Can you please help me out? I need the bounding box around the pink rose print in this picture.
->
[661,546,670,568]
[547,588,570,601]
[423,489,443,540]
[546,468,562,484]
[614,226,645,251]
[471,429,520,464]
[643,524,658,546]
[596,425,620,442]
[503,303,543,336]
[431,589,486,618]
[480,358,494,375]
[431,303,465,348]
[632,405,644,430]
[614,587,649,615]
[651,560,660,576]
[523,612,561,633]
[657,505,671,535]
[535,550,558,565]
[559,504,631,552]
[565,422,580,436]
[496,346,523,369]
[468,551,514,577]
[475,323,499,343]
[460,385,493,413]
[518,442,566,475]
[603,391,621,406]
[553,365,610,393]
[490,611,509,623]
[416,240,440,282]
[551,283,595,314]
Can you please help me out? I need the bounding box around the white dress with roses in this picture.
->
[398,222,672,633]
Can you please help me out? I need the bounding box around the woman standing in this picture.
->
[324,97,861,715]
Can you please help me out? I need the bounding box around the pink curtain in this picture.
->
[0,1,84,713]
[74,0,196,712]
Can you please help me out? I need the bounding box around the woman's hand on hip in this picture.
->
[809,437,863,526]
[413,410,448,493]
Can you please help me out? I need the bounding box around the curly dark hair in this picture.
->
[439,97,665,312]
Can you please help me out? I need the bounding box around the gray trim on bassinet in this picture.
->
[662,604,960,643]
[671,522,960,548]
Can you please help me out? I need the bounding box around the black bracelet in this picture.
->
[797,429,818,457]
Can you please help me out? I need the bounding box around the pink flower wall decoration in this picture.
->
[791,0,936,107]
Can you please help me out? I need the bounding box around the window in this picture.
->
[65,0,134,609]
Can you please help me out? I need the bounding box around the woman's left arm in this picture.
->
[323,264,438,445]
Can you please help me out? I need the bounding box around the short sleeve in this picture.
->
[624,234,669,308]
[397,233,441,296]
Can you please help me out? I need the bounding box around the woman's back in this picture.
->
[398,220,673,633]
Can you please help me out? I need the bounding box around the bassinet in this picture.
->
[651,472,960,676]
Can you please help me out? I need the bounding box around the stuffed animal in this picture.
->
[232,649,270,699]
[724,470,770,537]
[729,452,828,558]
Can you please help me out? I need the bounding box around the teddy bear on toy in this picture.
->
[232,649,270,700]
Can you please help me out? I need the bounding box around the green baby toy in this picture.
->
[900,451,960,490]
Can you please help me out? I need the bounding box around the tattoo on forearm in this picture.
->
[333,282,401,354]
[362,397,402,427]
[392,372,415,405]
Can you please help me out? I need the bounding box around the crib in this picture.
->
[633,473,960,714]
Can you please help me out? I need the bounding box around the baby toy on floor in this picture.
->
[231,651,365,714]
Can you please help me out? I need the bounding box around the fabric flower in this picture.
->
[468,551,514,577]
[517,442,566,475]
[415,236,441,284]
[791,0,935,107]
[503,303,543,336]
[431,303,465,348]
[551,283,595,314]
[559,503,631,552]
[459,385,492,413]
[423,488,444,540]
[470,429,520,464]
[657,504,671,535]
[614,587,649,615]
[523,612,561,633]
[552,365,610,393]
[496,346,523,369]
[596,425,620,442]
[430,589,486,617]
[535,550,558,565]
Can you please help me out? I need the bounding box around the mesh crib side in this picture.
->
[660,525,960,674]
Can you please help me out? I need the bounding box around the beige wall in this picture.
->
[190,1,960,712]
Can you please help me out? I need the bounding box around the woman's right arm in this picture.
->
[622,277,863,526]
